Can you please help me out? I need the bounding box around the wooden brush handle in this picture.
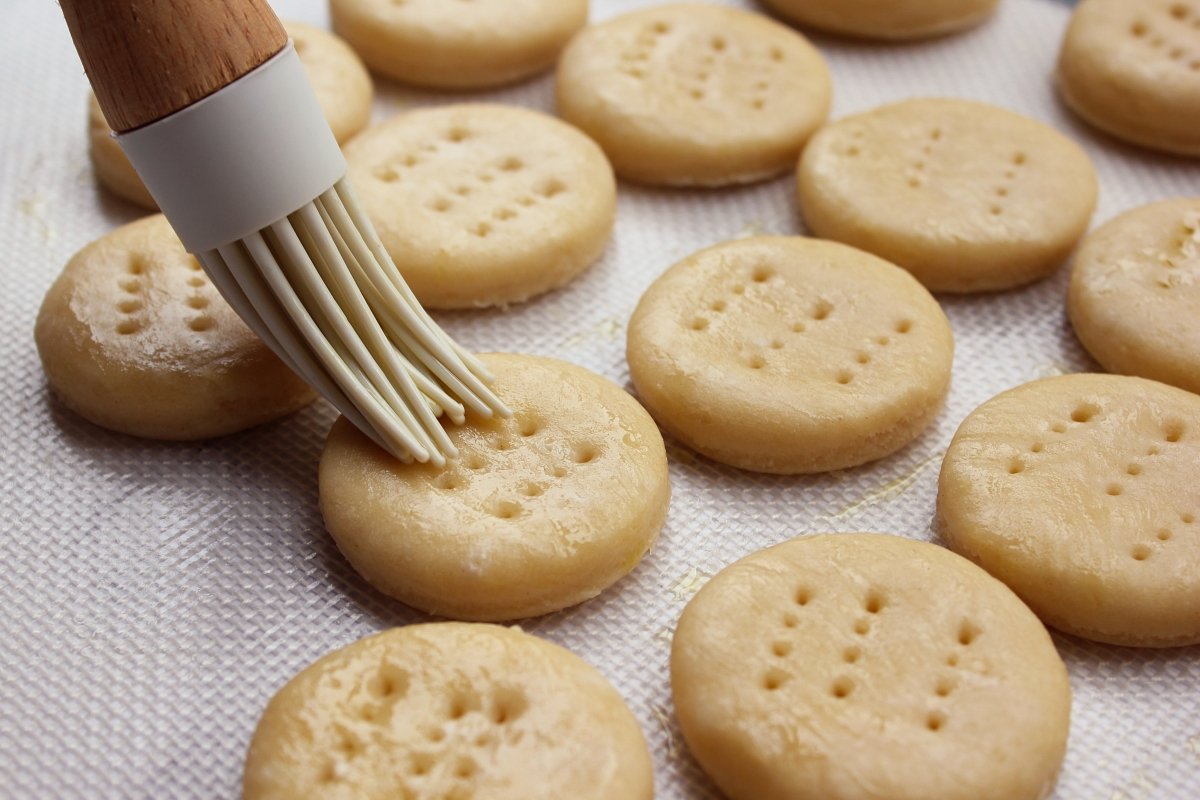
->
[61,0,287,133]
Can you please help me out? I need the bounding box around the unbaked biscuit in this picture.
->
[34,215,315,440]
[798,98,1098,293]
[319,353,669,621]
[88,21,373,210]
[288,21,375,144]
[1069,198,1200,395]
[938,373,1200,647]
[671,534,1071,800]
[330,0,587,89]
[759,0,1000,40]
[1058,0,1200,157]
[244,623,653,800]
[88,94,156,210]
[626,237,953,474]
[345,104,616,309]
[556,4,832,186]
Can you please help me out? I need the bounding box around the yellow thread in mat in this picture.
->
[1033,363,1071,379]
[668,566,713,603]
[1110,770,1158,800]
[562,316,625,347]
[734,220,766,239]
[650,703,680,760]
[18,195,54,245]
[822,450,945,521]
[655,625,674,648]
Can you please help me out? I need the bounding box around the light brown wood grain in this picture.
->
[61,0,288,133]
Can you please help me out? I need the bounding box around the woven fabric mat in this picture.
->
[0,0,1197,797]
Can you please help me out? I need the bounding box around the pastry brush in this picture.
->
[60,0,509,466]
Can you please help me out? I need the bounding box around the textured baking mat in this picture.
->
[1,0,1198,797]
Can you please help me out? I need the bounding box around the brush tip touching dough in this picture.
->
[319,353,670,621]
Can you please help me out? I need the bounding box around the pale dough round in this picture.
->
[244,623,654,800]
[289,21,375,143]
[759,0,1000,40]
[88,21,373,210]
[345,104,616,309]
[556,4,832,186]
[319,353,670,621]
[798,98,1099,293]
[88,94,156,210]
[330,0,587,89]
[626,237,954,474]
[1058,0,1200,157]
[1069,198,1200,395]
[938,373,1200,647]
[671,534,1071,800]
[34,215,315,440]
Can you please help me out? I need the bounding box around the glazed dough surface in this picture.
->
[1057,0,1200,156]
[319,353,670,621]
[346,104,616,309]
[626,236,953,473]
[760,0,1000,40]
[671,534,1071,800]
[331,0,587,88]
[34,215,314,440]
[798,98,1098,293]
[1069,198,1200,395]
[938,374,1200,646]
[556,3,831,186]
[244,623,654,800]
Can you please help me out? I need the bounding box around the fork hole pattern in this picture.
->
[907,128,943,188]
[990,152,1026,218]
[1132,5,1200,68]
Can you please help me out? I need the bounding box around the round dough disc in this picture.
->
[556,3,832,186]
[319,353,670,621]
[626,236,954,474]
[1057,0,1200,157]
[288,20,375,144]
[244,623,654,800]
[88,93,156,210]
[1069,198,1200,395]
[671,533,1071,800]
[938,373,1200,647]
[798,98,1098,293]
[330,0,587,89]
[34,215,315,440]
[345,104,616,309]
[759,0,1000,40]
[87,21,373,210]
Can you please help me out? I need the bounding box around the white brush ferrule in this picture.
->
[116,43,345,254]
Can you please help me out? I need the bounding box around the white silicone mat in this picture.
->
[1,0,1198,797]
